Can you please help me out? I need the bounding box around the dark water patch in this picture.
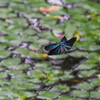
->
[0,30,8,36]
[0,3,9,8]
[20,56,35,65]
[19,42,31,49]
[20,56,49,65]
[95,41,100,45]
[9,53,21,58]
[89,0,100,3]
[50,55,88,71]
[14,10,25,18]
[56,14,70,24]
[49,74,97,87]
[5,46,18,51]
[59,77,87,86]
[28,97,47,100]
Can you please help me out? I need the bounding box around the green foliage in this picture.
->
[0,0,100,99]
[39,91,60,99]
[71,90,89,97]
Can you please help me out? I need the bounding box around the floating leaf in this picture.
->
[1,58,20,68]
[53,85,70,92]
[90,91,100,98]
[0,50,11,58]
[30,52,47,59]
[39,91,60,99]
[14,48,30,57]
[91,78,100,85]
[39,6,60,12]
[76,82,94,90]
[80,70,98,77]
[71,90,89,97]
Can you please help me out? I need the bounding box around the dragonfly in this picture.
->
[45,36,77,55]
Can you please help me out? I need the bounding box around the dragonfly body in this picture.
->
[58,42,72,49]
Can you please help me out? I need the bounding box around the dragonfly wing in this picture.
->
[60,36,67,43]
[45,43,59,51]
[48,44,66,55]
[63,37,77,50]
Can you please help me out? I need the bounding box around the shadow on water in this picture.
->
[50,55,88,71]
[48,55,89,86]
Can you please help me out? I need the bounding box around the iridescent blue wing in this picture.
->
[64,37,77,49]
[60,36,67,43]
[48,44,66,55]
[45,43,59,51]
[61,37,77,50]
